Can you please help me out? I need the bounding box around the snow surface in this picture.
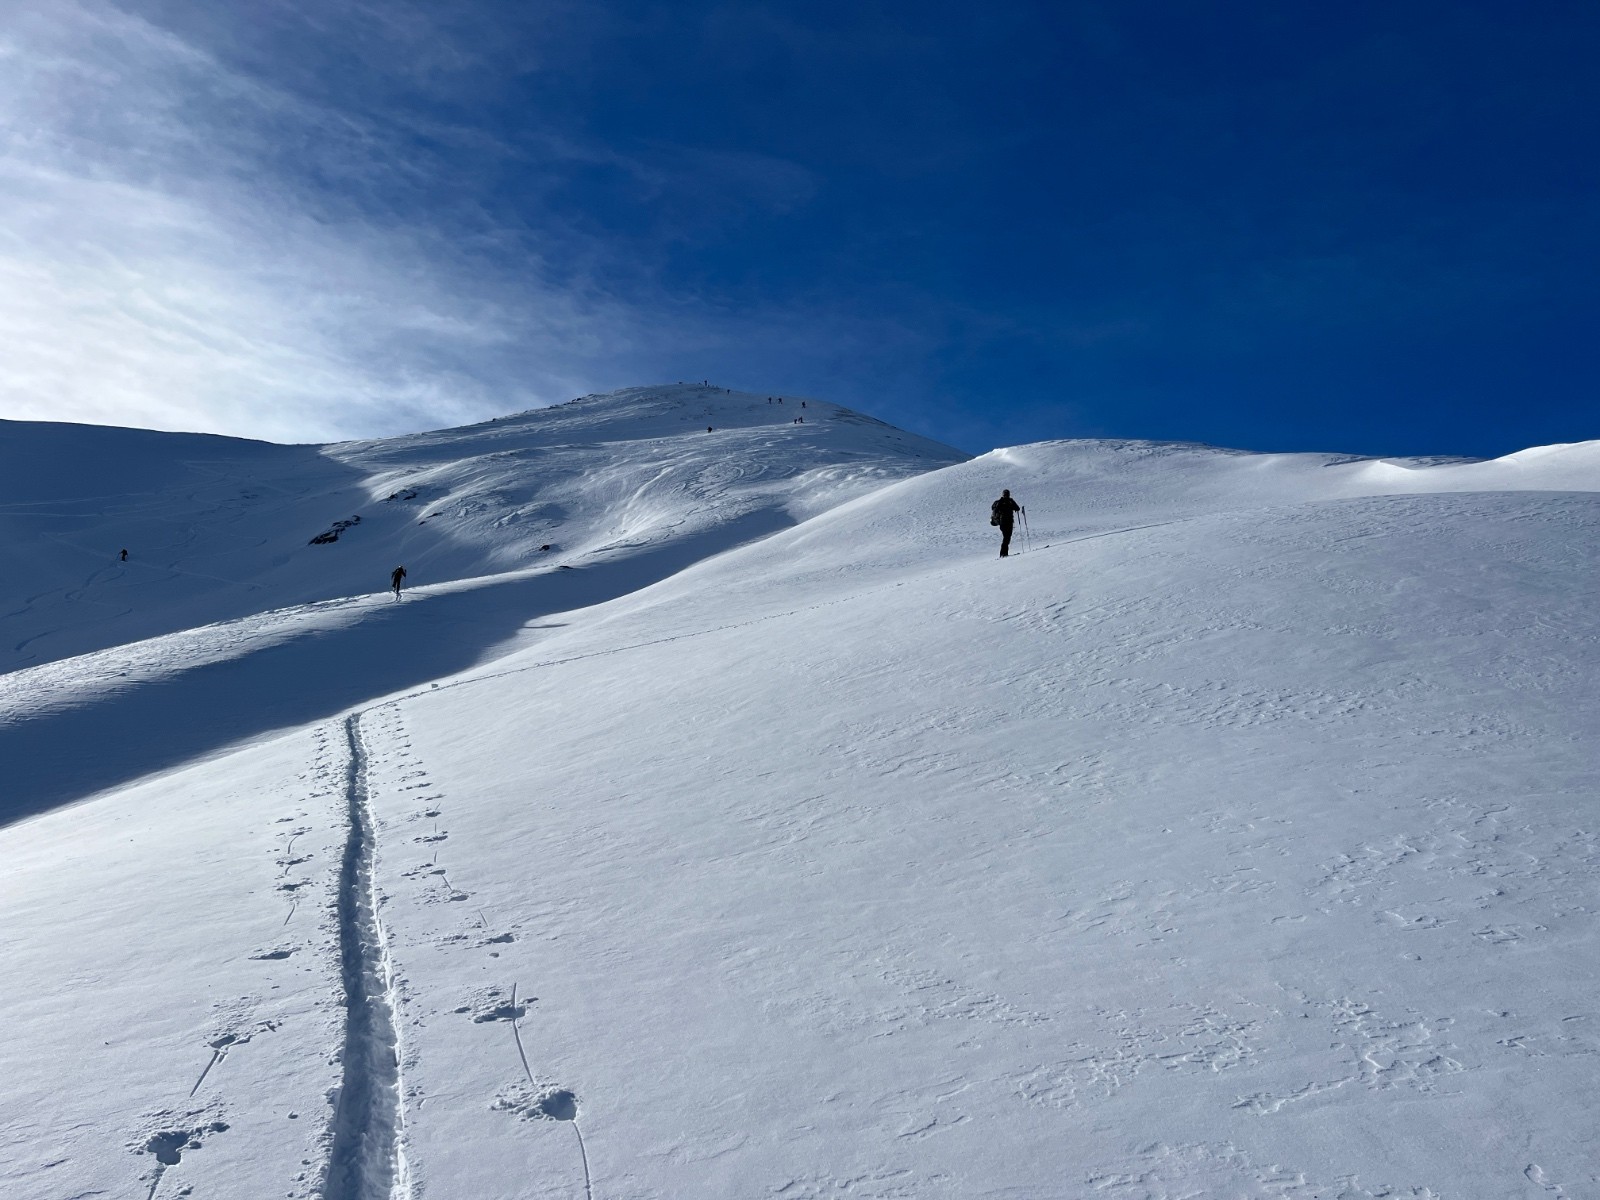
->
[0,385,958,675]
[1,387,1597,1199]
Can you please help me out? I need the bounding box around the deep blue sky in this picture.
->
[4,1,1597,455]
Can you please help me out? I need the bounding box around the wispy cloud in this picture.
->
[0,1,821,442]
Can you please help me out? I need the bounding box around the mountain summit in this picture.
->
[0,384,966,672]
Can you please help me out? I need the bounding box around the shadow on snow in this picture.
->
[1,509,791,827]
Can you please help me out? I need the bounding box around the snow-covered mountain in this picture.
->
[2,390,1596,1199]
[1,384,961,674]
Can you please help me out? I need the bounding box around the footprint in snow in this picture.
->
[536,1090,578,1121]
[494,1087,578,1122]
[459,986,532,1022]
[472,999,530,1022]
[132,1109,230,1198]
[145,1127,218,1165]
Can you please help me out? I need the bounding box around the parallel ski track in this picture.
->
[324,711,409,1200]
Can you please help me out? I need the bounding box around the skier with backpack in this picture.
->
[391,565,407,598]
[990,490,1023,557]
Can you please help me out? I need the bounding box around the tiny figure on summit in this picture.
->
[990,490,1023,557]
[391,565,407,598]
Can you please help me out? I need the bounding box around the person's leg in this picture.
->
[1000,524,1012,556]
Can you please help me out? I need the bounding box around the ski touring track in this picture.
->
[324,703,597,1200]
[324,711,410,1200]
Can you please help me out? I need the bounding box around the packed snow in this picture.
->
[1,386,1596,1199]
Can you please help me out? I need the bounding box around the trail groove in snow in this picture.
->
[324,711,409,1200]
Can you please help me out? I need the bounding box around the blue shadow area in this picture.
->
[1,509,791,826]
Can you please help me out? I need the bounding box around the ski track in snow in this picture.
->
[324,711,410,1200]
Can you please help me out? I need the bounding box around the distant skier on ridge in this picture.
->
[391,565,407,599]
[990,489,1023,557]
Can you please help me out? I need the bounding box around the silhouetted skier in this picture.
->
[391,565,407,598]
[119,548,128,561]
[990,490,1023,557]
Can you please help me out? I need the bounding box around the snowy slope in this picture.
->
[1,408,1597,1200]
[0,384,961,674]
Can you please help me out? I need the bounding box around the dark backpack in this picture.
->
[990,499,1005,527]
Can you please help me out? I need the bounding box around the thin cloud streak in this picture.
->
[0,1,785,442]
[0,2,1020,453]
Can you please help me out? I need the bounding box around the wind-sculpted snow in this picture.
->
[0,396,1596,1199]
[0,384,963,672]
